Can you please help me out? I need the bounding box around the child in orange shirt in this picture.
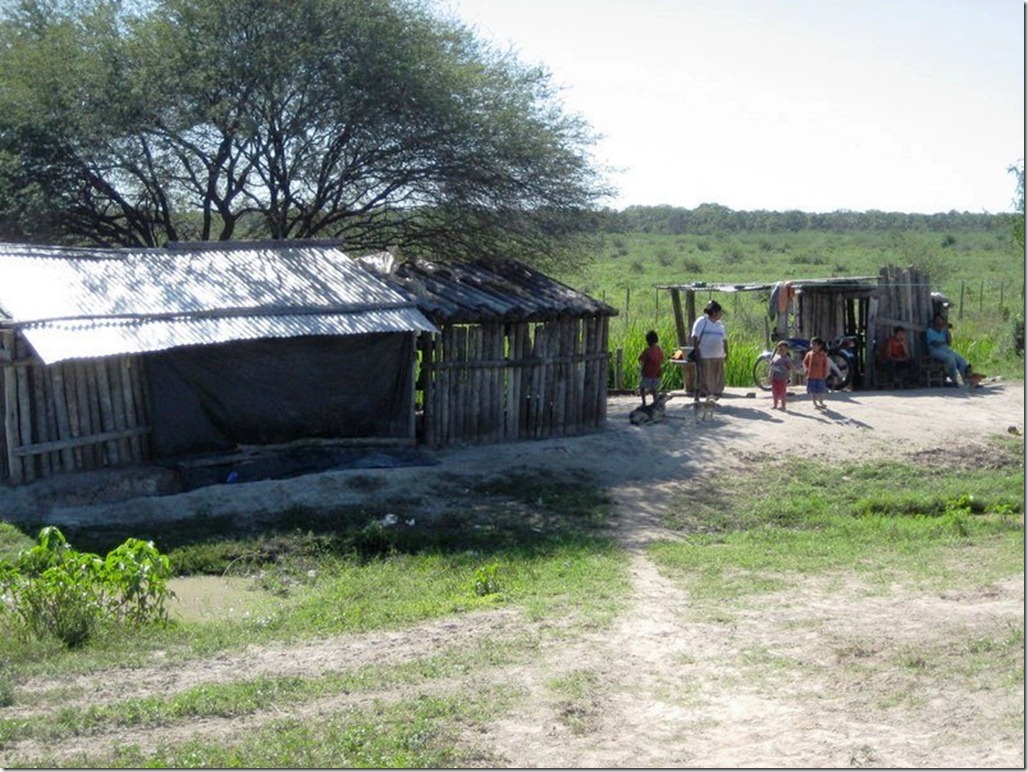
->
[803,337,830,410]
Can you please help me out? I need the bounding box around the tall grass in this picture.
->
[562,227,1025,387]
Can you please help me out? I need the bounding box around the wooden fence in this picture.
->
[419,317,610,447]
[1,331,151,484]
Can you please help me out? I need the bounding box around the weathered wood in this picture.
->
[31,355,53,477]
[488,323,503,443]
[670,289,687,348]
[132,355,152,460]
[72,361,97,468]
[15,340,35,482]
[119,357,142,461]
[49,364,77,471]
[2,354,21,484]
[93,359,121,466]
[12,425,152,457]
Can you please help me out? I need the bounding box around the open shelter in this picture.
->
[656,266,942,390]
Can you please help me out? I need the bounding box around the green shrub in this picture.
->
[0,527,175,647]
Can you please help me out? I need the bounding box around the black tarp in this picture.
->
[145,334,414,458]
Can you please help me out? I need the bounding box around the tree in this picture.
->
[0,0,610,265]
[1009,160,1024,251]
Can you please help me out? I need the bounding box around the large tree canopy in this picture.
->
[0,0,610,263]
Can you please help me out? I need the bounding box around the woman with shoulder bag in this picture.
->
[690,300,729,398]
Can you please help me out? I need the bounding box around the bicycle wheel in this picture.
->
[753,355,772,391]
[827,354,851,390]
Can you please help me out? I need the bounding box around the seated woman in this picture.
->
[925,314,970,387]
[884,326,914,387]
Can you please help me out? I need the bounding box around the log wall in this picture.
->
[420,317,609,447]
[866,265,934,387]
[1,331,152,484]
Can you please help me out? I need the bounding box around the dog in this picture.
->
[692,397,717,423]
[629,392,672,425]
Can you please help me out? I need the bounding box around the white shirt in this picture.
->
[690,315,727,359]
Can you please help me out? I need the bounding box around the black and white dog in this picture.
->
[629,392,672,425]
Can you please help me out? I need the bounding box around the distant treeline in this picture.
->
[594,203,1012,235]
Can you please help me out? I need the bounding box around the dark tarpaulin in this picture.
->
[145,334,414,458]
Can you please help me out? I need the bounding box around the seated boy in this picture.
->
[884,326,914,387]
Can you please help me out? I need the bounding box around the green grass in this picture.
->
[0,469,630,673]
[650,440,1025,602]
[558,226,1025,387]
[11,688,519,768]
[0,430,1022,767]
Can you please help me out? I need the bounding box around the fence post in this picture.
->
[958,281,965,320]
[615,347,623,391]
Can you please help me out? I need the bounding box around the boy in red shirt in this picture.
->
[638,330,665,406]
[884,326,914,387]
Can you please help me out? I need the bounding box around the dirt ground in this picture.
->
[2,380,1024,768]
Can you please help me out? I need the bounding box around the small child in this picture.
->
[768,340,794,410]
[803,336,830,409]
[884,326,913,387]
[638,329,665,406]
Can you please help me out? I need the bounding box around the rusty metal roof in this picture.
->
[358,253,618,324]
[0,242,436,364]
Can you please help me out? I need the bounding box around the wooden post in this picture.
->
[615,346,623,391]
[670,288,687,347]
[2,331,21,483]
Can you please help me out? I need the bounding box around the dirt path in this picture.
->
[2,382,1024,767]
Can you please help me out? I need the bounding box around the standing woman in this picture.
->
[690,300,729,398]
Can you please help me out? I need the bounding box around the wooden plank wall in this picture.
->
[1,335,152,484]
[421,317,610,447]
[868,265,933,387]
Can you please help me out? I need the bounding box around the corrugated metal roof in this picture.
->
[0,242,436,364]
[358,254,618,324]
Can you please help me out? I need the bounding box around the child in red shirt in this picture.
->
[638,329,665,406]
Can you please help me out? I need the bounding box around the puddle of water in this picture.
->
[166,575,266,623]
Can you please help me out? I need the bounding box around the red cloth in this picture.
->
[639,345,665,378]
[886,337,910,360]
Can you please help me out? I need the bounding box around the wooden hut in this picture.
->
[656,276,879,389]
[0,242,436,485]
[359,254,618,447]
[866,265,950,387]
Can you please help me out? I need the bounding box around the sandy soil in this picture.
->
[2,380,1024,767]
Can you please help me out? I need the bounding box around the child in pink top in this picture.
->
[768,341,795,410]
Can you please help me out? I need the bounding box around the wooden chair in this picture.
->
[920,356,947,387]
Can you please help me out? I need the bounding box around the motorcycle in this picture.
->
[752,334,859,391]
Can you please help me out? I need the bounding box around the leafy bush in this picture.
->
[0,527,174,647]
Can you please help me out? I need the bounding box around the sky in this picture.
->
[442,0,1024,214]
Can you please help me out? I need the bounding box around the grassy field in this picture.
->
[554,226,1025,391]
[0,436,1022,766]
